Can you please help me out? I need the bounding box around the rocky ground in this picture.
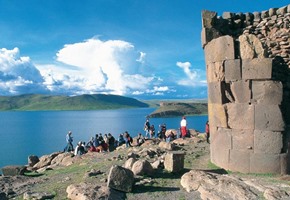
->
[1,134,290,200]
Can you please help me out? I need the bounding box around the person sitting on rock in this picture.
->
[137,133,145,146]
[117,133,125,146]
[74,141,86,156]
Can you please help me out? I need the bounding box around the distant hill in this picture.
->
[148,101,208,118]
[0,94,149,111]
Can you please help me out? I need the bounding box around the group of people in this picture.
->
[63,116,211,156]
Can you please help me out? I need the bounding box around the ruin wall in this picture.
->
[202,4,290,173]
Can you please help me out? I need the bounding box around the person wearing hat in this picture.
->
[64,131,74,152]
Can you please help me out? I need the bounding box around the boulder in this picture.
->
[33,152,60,169]
[28,155,39,167]
[158,141,174,150]
[51,152,74,166]
[107,165,134,192]
[180,170,290,200]
[66,183,109,200]
[123,157,137,170]
[131,160,154,176]
[23,191,55,200]
[151,160,163,170]
[165,129,178,137]
[1,165,26,176]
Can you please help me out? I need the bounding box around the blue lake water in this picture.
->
[0,108,208,170]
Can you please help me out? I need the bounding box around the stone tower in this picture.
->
[202,5,290,173]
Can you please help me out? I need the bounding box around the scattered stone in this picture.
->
[23,191,55,200]
[131,159,154,176]
[66,183,109,200]
[107,165,134,192]
[164,151,185,173]
[123,157,137,170]
[1,166,26,176]
[158,141,174,150]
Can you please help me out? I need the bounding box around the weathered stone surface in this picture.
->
[207,61,224,83]
[33,152,60,169]
[252,80,283,105]
[107,165,134,192]
[123,157,137,170]
[230,80,251,103]
[208,103,228,128]
[180,170,259,199]
[66,183,109,200]
[227,103,255,130]
[28,155,39,167]
[23,191,55,200]
[254,130,283,154]
[158,141,174,150]
[164,151,185,172]
[255,104,285,131]
[131,159,154,176]
[1,166,26,176]
[250,153,281,173]
[201,10,217,28]
[242,58,272,80]
[229,150,251,173]
[239,34,266,59]
[208,81,231,104]
[204,35,235,63]
[232,129,254,150]
[51,152,73,166]
[210,127,231,169]
[224,59,241,82]
[201,27,220,47]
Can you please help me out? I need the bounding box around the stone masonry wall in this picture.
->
[202,4,290,174]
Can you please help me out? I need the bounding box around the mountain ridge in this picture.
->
[0,94,149,111]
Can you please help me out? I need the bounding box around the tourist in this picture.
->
[158,123,166,140]
[94,134,100,147]
[166,131,175,143]
[124,131,133,147]
[74,141,86,156]
[149,124,155,138]
[104,133,109,145]
[64,131,74,152]
[180,116,187,139]
[98,133,104,144]
[117,133,125,146]
[108,133,116,151]
[137,133,145,146]
[144,118,150,138]
[205,121,210,143]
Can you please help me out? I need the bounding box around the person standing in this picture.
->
[205,121,210,143]
[180,116,187,139]
[64,131,73,152]
[144,119,150,138]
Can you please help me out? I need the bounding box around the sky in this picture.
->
[0,0,288,100]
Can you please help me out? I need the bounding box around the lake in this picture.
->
[0,108,208,170]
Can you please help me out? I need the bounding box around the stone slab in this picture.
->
[208,82,227,104]
[239,34,266,59]
[252,80,283,105]
[255,104,285,131]
[204,35,235,63]
[230,80,251,103]
[208,103,228,128]
[232,129,254,150]
[242,58,272,80]
[201,27,220,48]
[254,130,283,154]
[224,59,242,82]
[227,103,255,130]
[250,153,281,173]
[164,151,185,173]
[207,61,224,83]
[229,150,251,173]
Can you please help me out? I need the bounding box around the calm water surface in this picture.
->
[0,108,208,170]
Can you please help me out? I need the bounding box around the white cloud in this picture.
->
[136,52,146,64]
[0,48,47,95]
[176,61,206,87]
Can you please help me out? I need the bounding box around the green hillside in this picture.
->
[0,94,149,111]
[148,101,208,117]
